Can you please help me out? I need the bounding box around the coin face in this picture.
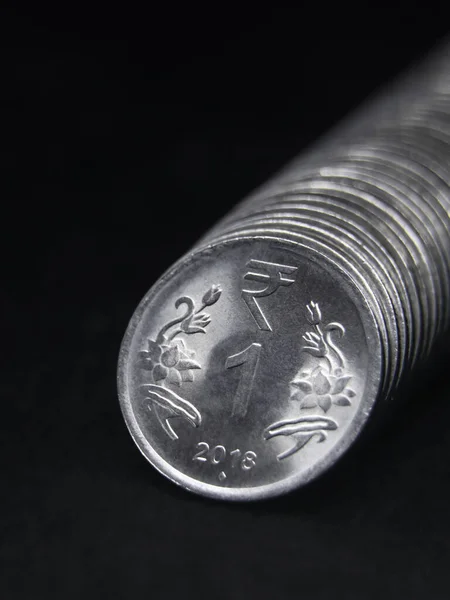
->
[118,237,382,500]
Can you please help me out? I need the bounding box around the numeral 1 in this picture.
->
[225,343,262,418]
[230,448,242,467]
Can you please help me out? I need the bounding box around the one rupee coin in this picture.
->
[118,236,383,500]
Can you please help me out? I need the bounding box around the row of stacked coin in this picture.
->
[196,47,450,402]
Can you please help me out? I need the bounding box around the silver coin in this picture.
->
[118,237,383,500]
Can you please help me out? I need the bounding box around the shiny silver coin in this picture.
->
[118,237,383,500]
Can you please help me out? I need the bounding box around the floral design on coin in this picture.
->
[265,301,355,459]
[138,285,222,440]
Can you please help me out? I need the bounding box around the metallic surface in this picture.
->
[119,238,382,500]
[118,40,450,500]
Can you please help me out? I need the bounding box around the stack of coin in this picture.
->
[118,41,450,501]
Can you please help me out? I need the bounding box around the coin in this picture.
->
[118,237,383,500]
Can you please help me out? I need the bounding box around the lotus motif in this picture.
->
[138,338,201,387]
[291,366,355,412]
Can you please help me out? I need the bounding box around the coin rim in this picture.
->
[118,235,383,501]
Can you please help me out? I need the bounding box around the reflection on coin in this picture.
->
[118,237,383,500]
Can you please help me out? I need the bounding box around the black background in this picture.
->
[3,2,450,598]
